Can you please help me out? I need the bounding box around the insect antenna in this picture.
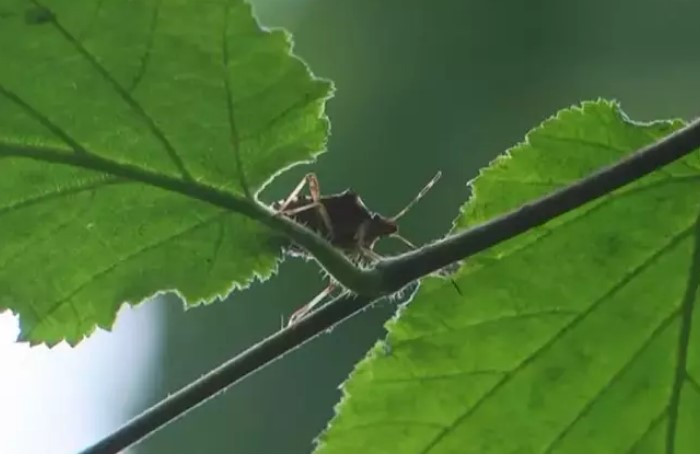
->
[389,171,443,246]
[387,171,462,295]
[390,171,443,221]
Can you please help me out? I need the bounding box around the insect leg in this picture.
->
[355,221,386,265]
[360,246,383,262]
[280,201,320,216]
[287,282,337,326]
[306,173,322,200]
[277,173,315,213]
[276,173,335,240]
[306,174,335,239]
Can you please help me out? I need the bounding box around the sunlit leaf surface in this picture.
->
[318,101,700,453]
[0,0,331,344]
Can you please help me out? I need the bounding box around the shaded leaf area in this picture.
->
[318,101,700,453]
[0,0,332,344]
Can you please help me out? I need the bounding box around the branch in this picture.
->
[378,117,700,290]
[81,293,376,454]
[81,117,700,453]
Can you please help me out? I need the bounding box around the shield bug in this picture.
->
[274,171,445,325]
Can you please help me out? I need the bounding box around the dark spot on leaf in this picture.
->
[24,6,55,25]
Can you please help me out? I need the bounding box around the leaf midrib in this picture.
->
[0,139,370,297]
[0,140,258,217]
[665,212,700,452]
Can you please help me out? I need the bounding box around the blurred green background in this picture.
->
[117,0,700,453]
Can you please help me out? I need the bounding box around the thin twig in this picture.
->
[81,293,376,454]
[81,117,700,453]
[379,117,700,289]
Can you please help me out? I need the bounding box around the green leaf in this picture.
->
[0,0,332,345]
[317,101,700,453]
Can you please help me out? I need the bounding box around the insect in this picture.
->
[273,171,446,325]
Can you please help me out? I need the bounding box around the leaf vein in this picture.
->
[127,0,161,93]
[665,212,700,452]
[221,0,250,198]
[0,82,92,156]
[0,177,123,218]
[543,309,680,452]
[420,223,694,452]
[30,211,227,335]
[686,374,700,396]
[535,132,629,155]
[206,219,226,275]
[238,89,321,144]
[0,180,122,271]
[76,0,105,42]
[332,420,445,435]
[0,140,257,218]
[627,407,668,453]
[372,369,505,386]
[31,0,194,181]
[391,309,577,349]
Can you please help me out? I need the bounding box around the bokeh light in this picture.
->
[0,301,163,453]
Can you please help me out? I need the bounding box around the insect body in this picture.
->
[276,189,397,258]
[274,172,443,324]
